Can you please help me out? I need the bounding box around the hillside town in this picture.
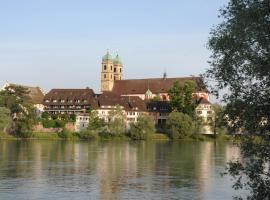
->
[1,51,214,134]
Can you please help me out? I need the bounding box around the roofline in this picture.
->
[115,76,202,81]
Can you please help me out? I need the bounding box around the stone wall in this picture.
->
[33,123,75,133]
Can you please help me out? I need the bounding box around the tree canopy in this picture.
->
[205,0,270,199]
[0,107,11,132]
[129,114,155,140]
[108,105,126,136]
[168,80,197,117]
[166,112,195,139]
[205,0,270,133]
[0,85,37,137]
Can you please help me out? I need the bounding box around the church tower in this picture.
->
[101,51,115,92]
[113,53,123,81]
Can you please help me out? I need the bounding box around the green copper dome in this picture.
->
[113,54,122,65]
[102,51,113,62]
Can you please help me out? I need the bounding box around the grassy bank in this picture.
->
[0,131,235,142]
[0,131,17,140]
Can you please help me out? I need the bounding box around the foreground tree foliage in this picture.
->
[166,112,195,139]
[0,85,37,138]
[205,0,270,199]
[129,115,155,140]
[168,80,198,118]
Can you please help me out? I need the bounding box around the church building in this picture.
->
[100,51,210,102]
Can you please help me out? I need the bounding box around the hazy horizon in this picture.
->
[0,0,228,95]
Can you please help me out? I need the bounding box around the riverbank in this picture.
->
[0,131,235,141]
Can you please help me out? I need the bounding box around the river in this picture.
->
[0,140,243,200]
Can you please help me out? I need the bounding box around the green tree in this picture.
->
[166,112,195,139]
[168,81,197,117]
[211,103,227,136]
[205,0,270,199]
[0,85,37,138]
[70,113,76,122]
[79,129,99,140]
[88,110,105,131]
[42,119,56,128]
[108,105,126,136]
[0,107,11,132]
[54,119,66,128]
[129,115,155,140]
[41,111,50,119]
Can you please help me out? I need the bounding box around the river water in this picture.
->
[0,140,243,200]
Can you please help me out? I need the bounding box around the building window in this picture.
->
[120,68,122,73]
[207,111,212,114]
[111,75,112,79]
[111,66,113,70]
[197,110,202,114]
[104,74,106,79]
[104,65,107,70]
[114,68,116,72]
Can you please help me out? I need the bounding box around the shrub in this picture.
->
[41,112,50,119]
[54,119,66,128]
[79,130,99,140]
[166,111,195,139]
[15,120,33,138]
[42,119,56,128]
[70,114,76,122]
[129,115,155,140]
[58,128,71,139]
[108,118,125,136]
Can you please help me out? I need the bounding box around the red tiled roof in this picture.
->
[97,92,147,112]
[44,88,96,106]
[111,77,207,95]
[198,97,211,105]
[27,87,45,104]
[8,83,45,104]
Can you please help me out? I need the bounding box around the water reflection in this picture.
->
[0,140,241,200]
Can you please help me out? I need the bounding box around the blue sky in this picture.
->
[0,0,228,93]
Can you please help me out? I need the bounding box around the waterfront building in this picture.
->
[95,92,147,127]
[74,92,147,131]
[100,51,209,102]
[146,101,172,127]
[99,51,213,132]
[41,51,214,134]
[75,113,90,132]
[43,88,97,114]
